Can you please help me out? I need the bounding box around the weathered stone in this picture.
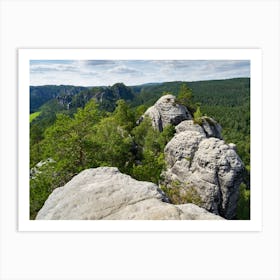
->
[175,120,206,136]
[175,118,222,139]
[177,203,224,220]
[36,167,223,220]
[189,138,244,218]
[140,94,192,131]
[164,130,206,167]
[200,117,222,139]
[163,136,244,219]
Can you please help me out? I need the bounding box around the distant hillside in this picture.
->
[30,85,86,113]
[68,83,134,112]
[131,78,249,107]
[30,78,249,112]
[30,83,134,114]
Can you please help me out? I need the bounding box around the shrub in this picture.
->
[160,182,202,206]
[193,106,203,125]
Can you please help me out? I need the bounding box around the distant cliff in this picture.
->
[30,85,86,113]
[30,83,134,113]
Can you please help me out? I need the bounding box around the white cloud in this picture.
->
[30,60,250,86]
[30,63,78,73]
[107,65,142,75]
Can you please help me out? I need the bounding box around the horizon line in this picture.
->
[29,76,250,87]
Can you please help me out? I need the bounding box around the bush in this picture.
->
[160,182,202,206]
[193,106,203,125]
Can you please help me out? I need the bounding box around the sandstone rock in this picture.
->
[177,203,224,220]
[175,118,222,139]
[36,167,223,220]
[164,131,206,167]
[200,117,222,139]
[105,200,224,220]
[189,138,244,218]
[155,100,243,219]
[175,120,206,136]
[140,94,192,131]
[228,143,237,151]
[162,136,244,219]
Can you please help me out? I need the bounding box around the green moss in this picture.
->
[160,182,202,206]
[193,118,203,126]
[184,186,203,206]
[171,180,181,187]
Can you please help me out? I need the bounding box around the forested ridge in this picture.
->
[30,78,250,220]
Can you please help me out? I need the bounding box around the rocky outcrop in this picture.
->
[36,167,223,220]
[175,118,222,139]
[139,94,192,131]
[200,117,222,139]
[162,119,244,219]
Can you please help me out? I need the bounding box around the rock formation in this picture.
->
[138,94,192,131]
[36,167,223,220]
[175,118,222,139]
[162,116,244,219]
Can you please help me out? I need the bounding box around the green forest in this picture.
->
[30,78,250,220]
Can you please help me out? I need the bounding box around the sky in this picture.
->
[30,60,250,86]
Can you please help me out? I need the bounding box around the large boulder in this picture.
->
[176,118,222,139]
[162,119,244,219]
[175,120,206,136]
[36,167,223,220]
[139,94,192,131]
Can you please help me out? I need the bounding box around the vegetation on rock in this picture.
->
[160,183,203,206]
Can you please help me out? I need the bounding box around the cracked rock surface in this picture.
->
[175,118,222,139]
[139,94,192,131]
[162,119,244,219]
[36,167,223,220]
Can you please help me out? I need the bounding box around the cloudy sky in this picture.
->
[30,60,250,86]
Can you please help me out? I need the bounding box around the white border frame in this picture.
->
[18,48,262,232]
